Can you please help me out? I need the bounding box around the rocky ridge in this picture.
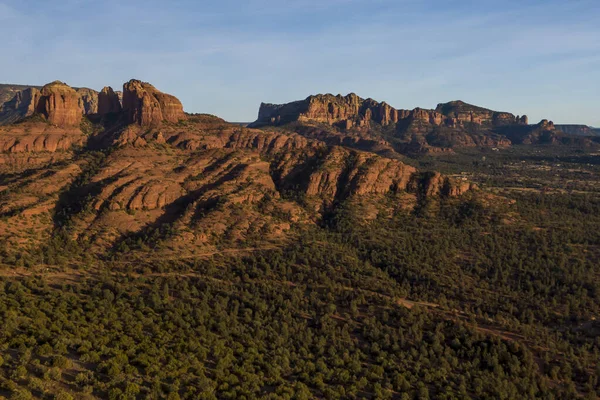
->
[0,83,474,256]
[556,125,600,137]
[252,94,529,131]
[0,84,42,105]
[250,93,600,154]
[0,83,121,126]
[0,82,101,127]
[0,87,42,125]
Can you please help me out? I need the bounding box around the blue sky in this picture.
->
[1,0,599,125]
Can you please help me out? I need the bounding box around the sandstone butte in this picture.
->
[97,86,122,115]
[251,93,529,130]
[0,79,185,128]
[122,79,185,126]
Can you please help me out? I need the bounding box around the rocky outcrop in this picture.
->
[98,86,122,115]
[415,172,475,197]
[0,84,42,106]
[0,123,85,153]
[101,114,472,204]
[250,94,544,153]
[252,95,529,132]
[37,81,82,127]
[76,88,99,115]
[253,94,399,129]
[0,87,42,125]
[122,79,185,126]
[491,119,595,146]
[0,102,476,256]
[556,125,600,137]
[301,147,416,202]
[434,100,527,127]
[1,84,98,126]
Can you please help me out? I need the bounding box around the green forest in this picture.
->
[1,147,599,399]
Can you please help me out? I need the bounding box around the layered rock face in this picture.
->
[1,80,184,127]
[252,94,528,131]
[0,100,475,255]
[555,125,600,137]
[0,87,42,125]
[249,93,571,153]
[434,100,527,127]
[76,87,99,115]
[0,123,85,153]
[36,81,82,127]
[1,84,100,126]
[98,86,122,115]
[122,79,185,126]
[254,94,399,128]
[0,84,42,105]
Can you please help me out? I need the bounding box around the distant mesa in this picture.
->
[250,93,529,130]
[556,124,600,137]
[249,93,600,151]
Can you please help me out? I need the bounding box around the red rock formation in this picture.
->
[37,81,82,127]
[76,88,99,115]
[98,86,122,115]
[122,79,185,126]
[0,87,42,125]
[0,123,85,153]
[253,95,529,132]
[415,172,475,197]
[538,119,555,130]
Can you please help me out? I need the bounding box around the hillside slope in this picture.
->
[0,81,472,260]
[0,80,599,399]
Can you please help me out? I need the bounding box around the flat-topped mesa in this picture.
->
[37,81,82,127]
[252,94,529,130]
[556,124,600,137]
[254,94,394,129]
[98,86,122,115]
[434,100,528,127]
[122,79,185,126]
